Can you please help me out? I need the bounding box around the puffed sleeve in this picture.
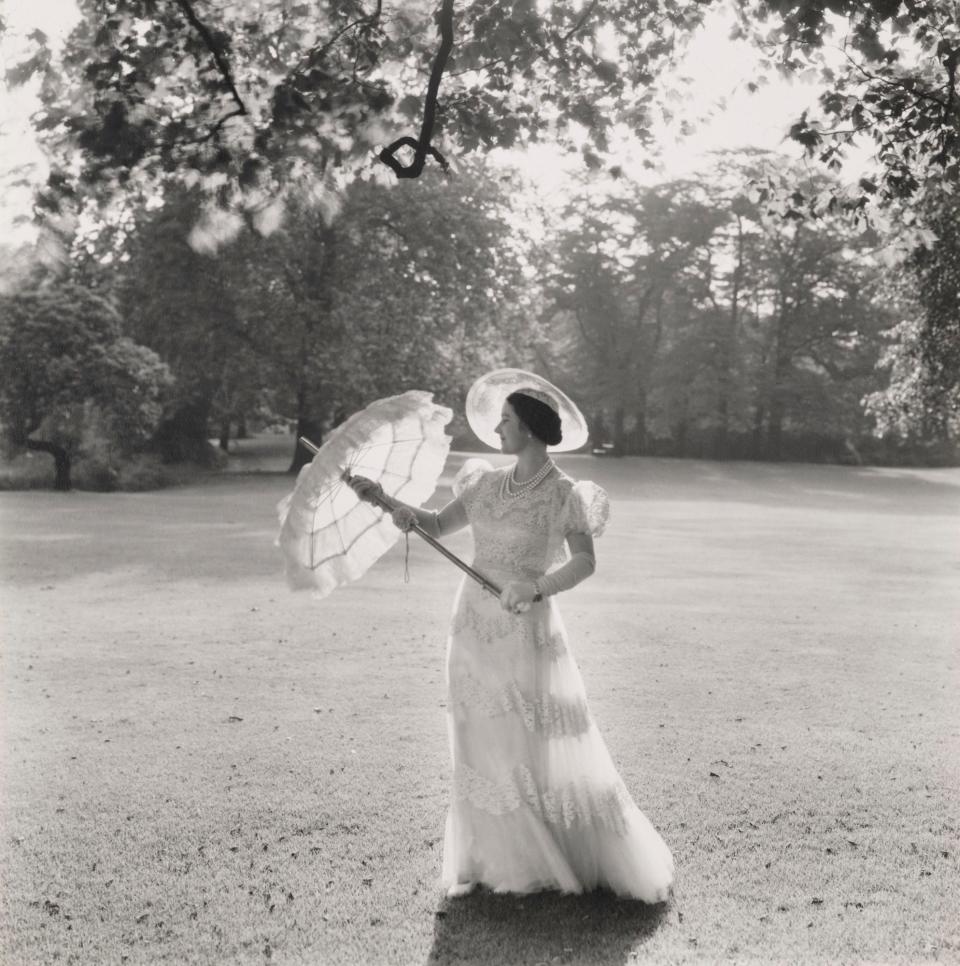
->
[561,480,610,538]
[452,457,493,508]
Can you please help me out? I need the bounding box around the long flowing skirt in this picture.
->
[441,571,675,901]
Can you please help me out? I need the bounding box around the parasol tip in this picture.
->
[298,436,322,457]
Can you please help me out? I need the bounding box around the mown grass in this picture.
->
[1,455,958,965]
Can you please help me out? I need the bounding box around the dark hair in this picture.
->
[507,391,563,446]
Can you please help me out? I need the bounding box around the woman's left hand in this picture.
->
[500,581,538,614]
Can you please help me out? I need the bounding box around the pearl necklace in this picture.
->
[500,459,556,500]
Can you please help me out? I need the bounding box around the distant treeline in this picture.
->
[0,156,957,490]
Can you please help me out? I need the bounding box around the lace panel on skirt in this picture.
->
[450,593,566,658]
[454,761,631,836]
[449,669,592,739]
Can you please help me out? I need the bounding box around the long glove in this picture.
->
[535,552,596,597]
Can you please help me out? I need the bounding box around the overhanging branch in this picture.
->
[175,0,249,121]
[378,0,454,179]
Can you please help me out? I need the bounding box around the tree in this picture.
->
[864,191,960,442]
[10,0,957,456]
[108,162,533,469]
[539,158,895,460]
[330,167,534,400]
[545,178,723,453]
[10,0,711,245]
[736,0,960,211]
[735,1,960,437]
[0,284,172,489]
[270,164,536,468]
[115,189,260,463]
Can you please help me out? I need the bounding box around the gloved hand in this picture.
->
[391,507,417,532]
[499,581,539,615]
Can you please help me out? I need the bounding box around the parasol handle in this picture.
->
[297,436,503,599]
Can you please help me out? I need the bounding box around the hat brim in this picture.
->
[465,369,590,453]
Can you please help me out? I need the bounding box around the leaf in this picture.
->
[397,94,421,119]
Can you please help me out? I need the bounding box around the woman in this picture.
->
[351,376,674,902]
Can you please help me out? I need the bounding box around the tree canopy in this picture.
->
[0,285,172,488]
[9,0,958,222]
[2,0,957,479]
[538,158,894,459]
[11,0,709,234]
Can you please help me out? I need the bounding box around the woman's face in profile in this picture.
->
[495,402,528,455]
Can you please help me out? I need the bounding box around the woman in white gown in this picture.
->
[352,380,674,903]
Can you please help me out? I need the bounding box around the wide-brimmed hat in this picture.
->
[465,368,590,453]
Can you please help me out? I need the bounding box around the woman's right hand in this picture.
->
[347,474,383,505]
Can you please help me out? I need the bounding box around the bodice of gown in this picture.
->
[453,459,610,581]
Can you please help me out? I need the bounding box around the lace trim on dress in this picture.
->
[453,761,631,836]
[452,458,494,502]
[449,670,592,739]
[450,595,566,658]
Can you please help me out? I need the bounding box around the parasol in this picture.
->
[276,390,502,599]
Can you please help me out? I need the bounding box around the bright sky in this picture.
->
[0,0,871,244]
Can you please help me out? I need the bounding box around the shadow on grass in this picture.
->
[426,888,670,966]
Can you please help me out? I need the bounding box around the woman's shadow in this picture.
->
[425,888,671,966]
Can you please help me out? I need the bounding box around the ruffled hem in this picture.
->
[442,798,674,903]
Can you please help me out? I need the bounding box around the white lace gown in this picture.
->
[441,459,675,902]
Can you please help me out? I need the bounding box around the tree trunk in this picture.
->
[612,406,626,456]
[287,220,338,475]
[153,400,217,464]
[714,217,744,460]
[767,393,785,460]
[751,404,765,459]
[634,397,647,456]
[26,439,71,491]
[289,416,325,473]
[218,418,231,452]
[288,383,325,474]
[766,341,792,461]
[589,410,608,449]
[713,399,729,461]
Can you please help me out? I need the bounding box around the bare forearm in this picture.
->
[382,495,466,538]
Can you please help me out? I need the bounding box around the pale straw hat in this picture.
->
[465,368,590,453]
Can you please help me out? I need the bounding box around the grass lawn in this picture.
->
[1,451,958,965]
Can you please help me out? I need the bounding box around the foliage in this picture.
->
[0,243,45,296]
[544,177,722,452]
[0,283,172,488]
[863,209,960,443]
[6,0,957,461]
[109,162,533,465]
[540,158,895,459]
[723,2,960,438]
[327,166,534,412]
[9,0,710,242]
[737,0,960,212]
